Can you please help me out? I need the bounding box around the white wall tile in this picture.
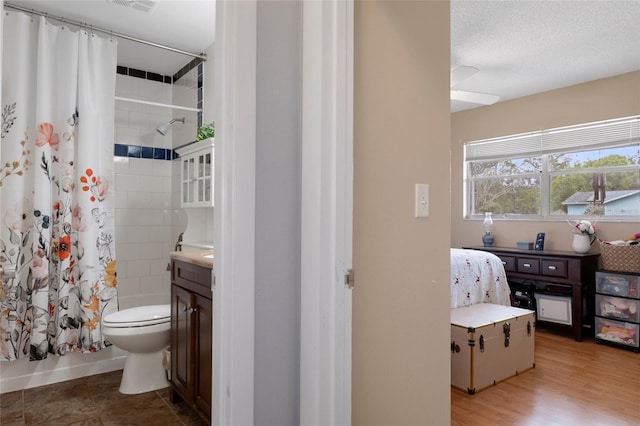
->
[119,294,170,310]
[150,259,170,274]
[116,243,139,261]
[115,74,134,96]
[112,72,202,305]
[140,209,165,226]
[127,191,152,209]
[125,226,152,243]
[161,209,172,226]
[114,190,128,210]
[139,175,159,193]
[115,173,140,192]
[148,226,171,242]
[115,209,138,227]
[113,157,129,174]
[159,242,173,256]
[126,260,151,277]
[128,158,154,176]
[139,242,163,259]
[152,160,172,177]
[129,110,152,129]
[140,273,170,295]
[150,192,171,209]
[114,109,129,127]
[115,276,141,296]
[114,126,141,145]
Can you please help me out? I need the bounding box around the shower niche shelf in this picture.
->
[176,138,215,208]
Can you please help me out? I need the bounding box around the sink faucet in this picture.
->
[175,232,184,251]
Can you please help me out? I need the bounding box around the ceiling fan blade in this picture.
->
[450,65,478,87]
[451,90,500,105]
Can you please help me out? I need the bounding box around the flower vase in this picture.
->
[572,234,592,254]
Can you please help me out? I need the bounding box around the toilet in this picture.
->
[102,304,171,394]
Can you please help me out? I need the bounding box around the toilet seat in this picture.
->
[103,304,171,328]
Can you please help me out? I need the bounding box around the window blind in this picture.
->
[465,116,640,162]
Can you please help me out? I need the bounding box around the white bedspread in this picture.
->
[450,248,511,309]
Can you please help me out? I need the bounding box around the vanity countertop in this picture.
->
[170,250,214,269]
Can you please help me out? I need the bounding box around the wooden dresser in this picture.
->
[464,246,600,341]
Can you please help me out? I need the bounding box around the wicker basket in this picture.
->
[598,240,640,273]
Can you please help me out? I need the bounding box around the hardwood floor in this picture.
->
[451,328,640,425]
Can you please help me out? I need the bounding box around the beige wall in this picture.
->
[451,71,640,252]
[353,2,451,425]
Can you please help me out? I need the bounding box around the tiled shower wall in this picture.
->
[113,70,198,309]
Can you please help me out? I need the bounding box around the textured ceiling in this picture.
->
[451,0,640,112]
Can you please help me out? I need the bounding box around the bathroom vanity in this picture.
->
[169,250,213,424]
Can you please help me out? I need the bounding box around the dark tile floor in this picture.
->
[0,370,207,425]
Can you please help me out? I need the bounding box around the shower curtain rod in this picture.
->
[3,2,207,62]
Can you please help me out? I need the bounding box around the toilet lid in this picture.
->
[103,304,171,328]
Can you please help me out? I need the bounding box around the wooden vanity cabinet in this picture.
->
[170,259,212,424]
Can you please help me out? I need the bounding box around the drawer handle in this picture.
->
[502,261,507,265]
[523,263,532,268]
[548,265,557,270]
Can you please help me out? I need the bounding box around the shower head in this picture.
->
[156,117,185,135]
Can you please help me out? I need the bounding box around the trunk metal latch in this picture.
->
[503,322,511,347]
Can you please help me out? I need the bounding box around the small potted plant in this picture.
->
[196,122,215,141]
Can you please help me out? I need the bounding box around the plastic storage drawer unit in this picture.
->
[595,316,639,348]
[596,272,638,298]
[595,270,640,352]
[596,294,640,323]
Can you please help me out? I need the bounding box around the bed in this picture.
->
[450,248,512,309]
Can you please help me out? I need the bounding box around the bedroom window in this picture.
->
[464,116,640,219]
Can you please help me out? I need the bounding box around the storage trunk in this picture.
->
[451,303,535,394]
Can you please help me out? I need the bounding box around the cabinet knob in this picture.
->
[548,265,557,270]
[523,263,532,268]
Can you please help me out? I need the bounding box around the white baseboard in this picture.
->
[0,347,126,394]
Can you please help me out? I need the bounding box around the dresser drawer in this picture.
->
[496,255,516,272]
[541,259,568,278]
[517,257,540,275]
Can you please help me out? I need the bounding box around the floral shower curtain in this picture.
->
[1,12,118,361]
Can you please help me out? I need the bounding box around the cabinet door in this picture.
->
[180,145,214,208]
[196,151,213,204]
[182,155,196,205]
[194,293,213,419]
[171,285,195,401]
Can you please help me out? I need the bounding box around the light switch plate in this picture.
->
[415,183,429,218]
